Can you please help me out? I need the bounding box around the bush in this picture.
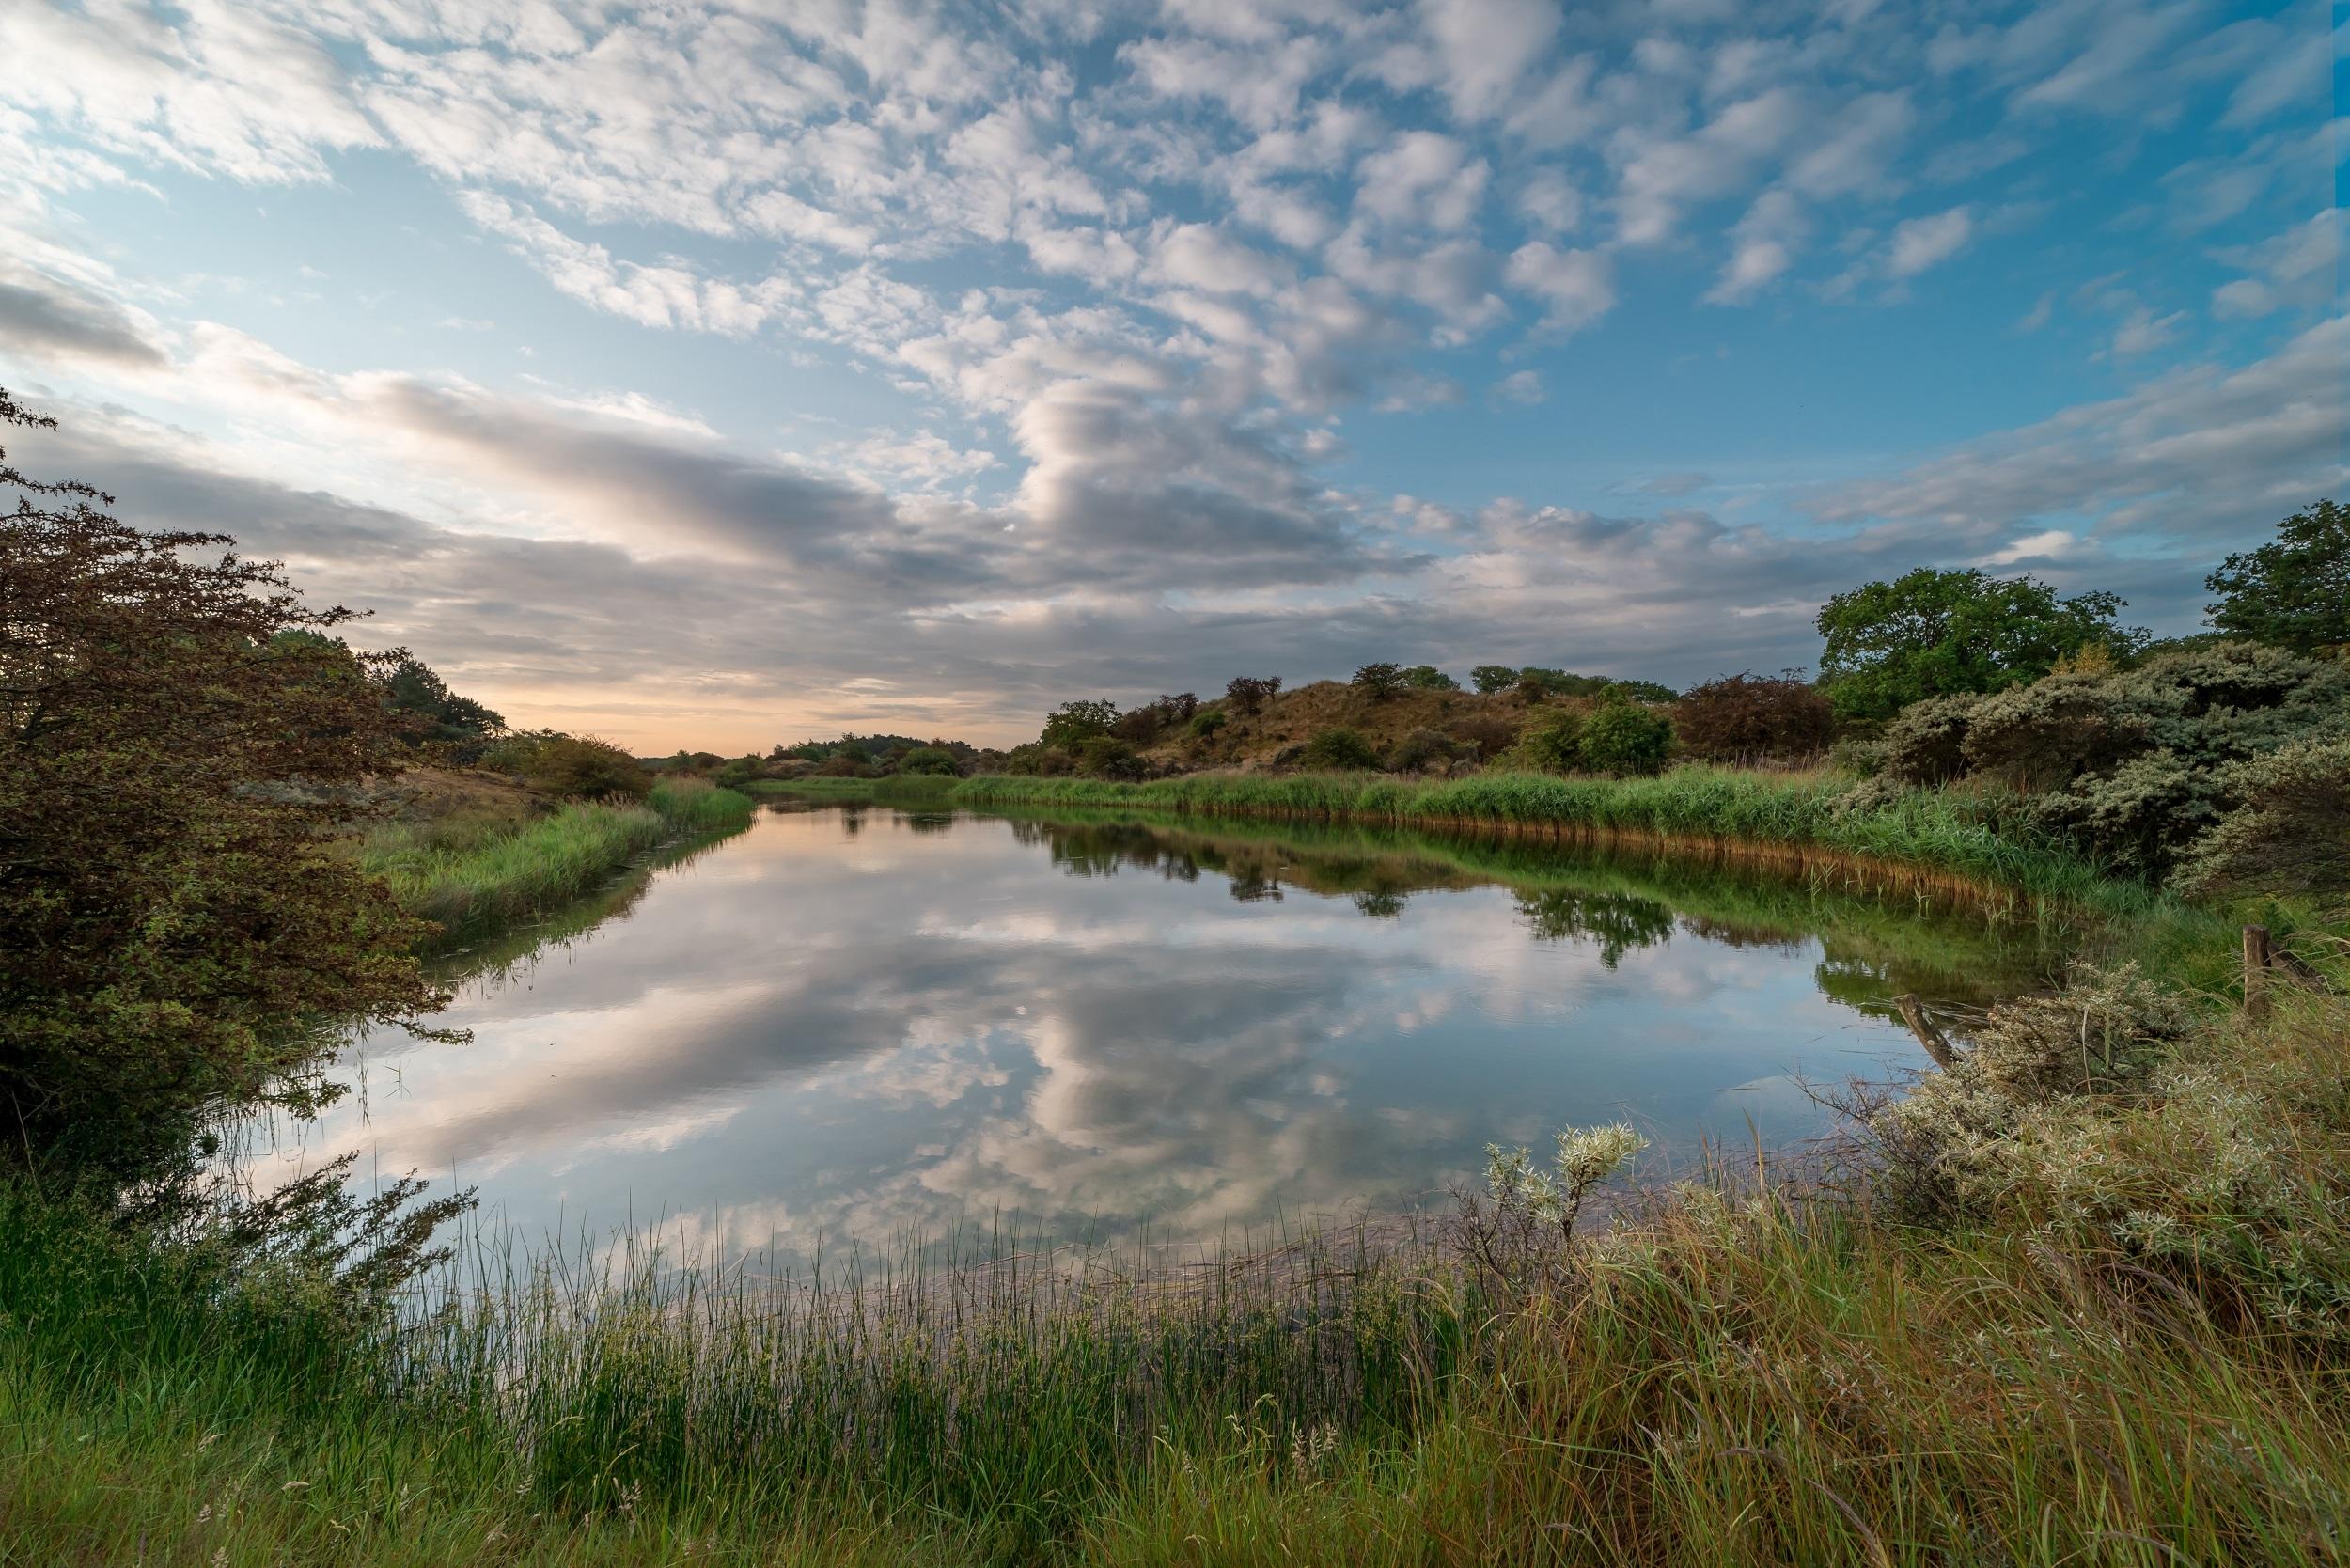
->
[2171,735,2350,905]
[1187,709,1228,741]
[899,745,962,776]
[1446,713,1520,760]
[1353,662,1405,699]
[1109,708,1162,745]
[1827,735,1889,777]
[520,735,651,800]
[1386,728,1457,772]
[1880,694,1982,785]
[1402,665,1459,691]
[1074,736,1143,779]
[815,752,874,778]
[1672,671,1836,762]
[1513,711,1586,774]
[1578,699,1673,776]
[1299,727,1380,770]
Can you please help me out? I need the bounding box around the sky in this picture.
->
[1,0,2342,752]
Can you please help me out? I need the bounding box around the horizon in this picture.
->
[2,0,2342,752]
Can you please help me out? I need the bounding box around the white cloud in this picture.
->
[1504,242,1616,335]
[1885,206,1973,277]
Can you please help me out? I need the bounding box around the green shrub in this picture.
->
[899,745,962,776]
[1188,709,1229,740]
[1827,734,1889,777]
[1074,735,1142,778]
[521,734,651,800]
[2171,735,2350,904]
[1386,727,1458,772]
[1673,671,1837,762]
[1447,712,1520,760]
[1402,665,1459,690]
[1881,694,1982,785]
[1513,711,1586,774]
[1299,727,1380,770]
[1578,699,1673,776]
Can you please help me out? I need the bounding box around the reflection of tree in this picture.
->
[902,811,955,836]
[1229,870,1284,902]
[1512,889,1675,968]
[839,807,866,836]
[1353,891,1407,918]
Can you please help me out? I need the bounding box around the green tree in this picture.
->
[0,389,443,1168]
[1353,662,1405,699]
[1299,727,1380,769]
[377,656,506,748]
[1815,567,2145,721]
[1579,697,1675,776]
[1470,665,1519,695]
[2205,499,2349,653]
[1041,698,1119,747]
[1402,665,1459,691]
[1225,675,1282,714]
[899,745,961,776]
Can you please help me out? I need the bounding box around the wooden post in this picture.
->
[1893,994,1958,1071]
[2243,925,2272,1017]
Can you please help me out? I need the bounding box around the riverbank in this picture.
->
[361,776,753,942]
[5,973,2344,1565]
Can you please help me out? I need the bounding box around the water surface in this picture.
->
[251,805,2071,1265]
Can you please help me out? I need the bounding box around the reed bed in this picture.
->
[361,778,752,941]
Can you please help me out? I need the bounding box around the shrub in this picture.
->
[1109,708,1162,745]
[1187,709,1229,740]
[1469,664,1518,695]
[1578,699,1673,776]
[2171,735,2350,905]
[899,745,962,776]
[1074,736,1142,779]
[1402,665,1459,691]
[1353,662,1405,699]
[1446,713,1520,760]
[1826,735,1889,777]
[1299,727,1380,770]
[1386,727,1457,772]
[1225,675,1282,714]
[1880,694,1982,785]
[1513,711,1586,774]
[523,735,651,800]
[815,752,874,778]
[1672,671,1836,762]
[713,756,765,788]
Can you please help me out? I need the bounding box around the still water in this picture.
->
[254,805,2071,1264]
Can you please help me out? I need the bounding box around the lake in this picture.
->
[247,803,2073,1268]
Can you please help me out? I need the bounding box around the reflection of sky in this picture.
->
[248,808,1940,1266]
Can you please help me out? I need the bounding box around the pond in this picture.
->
[247,804,2076,1268]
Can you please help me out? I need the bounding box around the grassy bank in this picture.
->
[745,775,962,806]
[4,984,2345,1565]
[361,777,753,940]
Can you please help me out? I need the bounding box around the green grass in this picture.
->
[361,778,752,943]
[745,775,962,805]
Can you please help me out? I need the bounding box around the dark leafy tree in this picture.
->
[1579,697,1675,776]
[1041,698,1120,747]
[2205,499,2349,654]
[0,388,445,1168]
[899,745,961,776]
[1515,712,1586,774]
[1815,567,2147,721]
[1470,665,1519,695]
[377,657,506,749]
[1299,727,1380,769]
[1402,665,1459,691]
[1353,662,1405,699]
[1225,675,1282,714]
[1673,671,1836,762]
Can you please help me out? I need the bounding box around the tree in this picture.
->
[899,745,960,776]
[1225,675,1282,714]
[2206,499,2349,654]
[1402,665,1459,691]
[1815,567,2146,721]
[1579,697,1675,776]
[1353,662,1405,699]
[1041,698,1119,747]
[1300,727,1380,770]
[377,656,506,750]
[1470,665,1519,695]
[0,388,444,1168]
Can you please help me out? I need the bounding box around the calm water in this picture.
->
[249,805,2072,1265]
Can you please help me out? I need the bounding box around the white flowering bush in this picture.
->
[1454,1122,1648,1292]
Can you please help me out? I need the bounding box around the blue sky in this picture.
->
[1,0,2342,749]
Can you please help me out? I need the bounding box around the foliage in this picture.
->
[2206,498,2349,653]
[1816,566,2148,720]
[1879,692,1982,784]
[1300,727,1381,769]
[1225,674,1282,714]
[1672,670,1836,762]
[1074,735,1143,778]
[1469,664,1518,694]
[1188,708,1229,740]
[898,745,962,776]
[0,389,441,1166]
[1042,698,1120,748]
[1385,727,1457,772]
[1578,698,1675,776]
[513,733,652,800]
[1608,678,1681,703]
[1402,664,1458,690]
[1513,710,1587,773]
[376,655,506,753]
[1352,662,1405,699]
[2171,735,2350,905]
[1445,712,1520,760]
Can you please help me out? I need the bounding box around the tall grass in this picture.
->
[747,775,962,806]
[361,778,752,942]
[7,988,2347,1563]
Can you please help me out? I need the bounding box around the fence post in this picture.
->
[2243,925,2272,1018]
[1893,994,1959,1071]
